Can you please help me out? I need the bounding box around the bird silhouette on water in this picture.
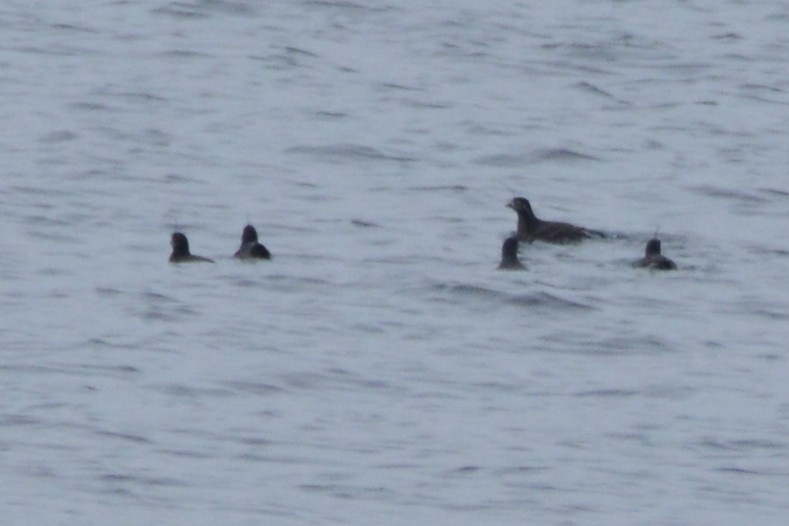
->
[507,197,603,244]
[498,236,526,270]
[169,232,214,263]
[634,238,676,270]
[233,224,271,260]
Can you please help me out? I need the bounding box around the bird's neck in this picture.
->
[517,210,540,231]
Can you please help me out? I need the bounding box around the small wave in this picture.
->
[690,184,767,203]
[39,130,79,143]
[153,1,256,19]
[474,148,600,167]
[431,283,505,302]
[573,389,639,397]
[507,291,595,311]
[407,184,468,192]
[574,81,630,105]
[286,144,416,163]
[222,380,283,396]
[351,219,379,227]
[152,4,209,19]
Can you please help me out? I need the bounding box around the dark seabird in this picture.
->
[233,224,271,260]
[169,232,214,263]
[498,236,526,270]
[634,238,676,270]
[507,197,601,244]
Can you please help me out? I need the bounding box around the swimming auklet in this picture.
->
[169,232,215,263]
[233,224,271,260]
[634,238,676,270]
[507,197,599,244]
[498,236,525,270]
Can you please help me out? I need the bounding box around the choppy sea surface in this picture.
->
[2,1,789,524]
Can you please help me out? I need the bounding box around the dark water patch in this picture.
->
[158,447,215,460]
[541,331,671,356]
[715,466,774,476]
[0,414,41,427]
[746,243,789,257]
[226,276,267,288]
[573,388,639,397]
[351,322,386,334]
[39,130,79,143]
[378,82,423,92]
[533,148,601,163]
[222,380,283,396]
[100,473,188,487]
[698,438,786,452]
[280,369,399,394]
[152,3,210,19]
[70,101,118,113]
[498,465,549,475]
[50,23,100,34]
[689,184,766,204]
[96,286,122,297]
[712,32,743,41]
[759,187,789,198]
[140,291,179,304]
[251,51,311,70]
[541,41,617,62]
[135,128,173,147]
[407,184,468,192]
[136,303,199,322]
[9,184,73,199]
[740,83,785,94]
[160,172,197,184]
[104,89,169,103]
[350,218,378,228]
[159,49,211,59]
[262,274,334,292]
[153,383,235,398]
[464,122,516,137]
[0,363,130,379]
[95,430,152,445]
[304,0,399,13]
[312,110,348,120]
[448,465,482,476]
[76,360,140,376]
[233,435,275,447]
[297,482,384,500]
[283,45,320,59]
[574,81,630,105]
[737,94,789,106]
[507,291,596,312]
[286,144,416,163]
[475,148,601,167]
[594,334,672,355]
[398,98,453,110]
[749,307,788,321]
[431,283,504,302]
[11,45,97,57]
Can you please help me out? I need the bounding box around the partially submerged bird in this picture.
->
[169,232,215,263]
[507,197,601,244]
[634,238,676,270]
[233,224,271,260]
[498,236,525,270]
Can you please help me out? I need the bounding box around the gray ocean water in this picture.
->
[2,1,789,524]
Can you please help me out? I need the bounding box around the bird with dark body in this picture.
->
[234,224,271,260]
[169,232,214,263]
[507,197,602,244]
[634,238,676,270]
[498,236,526,270]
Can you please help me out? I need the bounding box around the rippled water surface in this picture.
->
[2,1,789,524]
